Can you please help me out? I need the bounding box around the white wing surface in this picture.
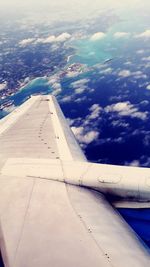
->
[0,95,149,267]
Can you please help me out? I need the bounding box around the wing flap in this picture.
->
[0,176,149,267]
[67,185,150,267]
[0,177,111,267]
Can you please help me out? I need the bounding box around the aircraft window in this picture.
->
[0,251,4,267]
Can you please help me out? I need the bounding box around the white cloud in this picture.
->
[128,160,140,167]
[117,69,147,80]
[75,96,87,103]
[66,118,75,126]
[71,78,90,95]
[140,156,150,167]
[75,88,86,94]
[47,76,59,85]
[145,62,150,68]
[146,84,150,90]
[124,61,132,66]
[118,70,131,77]
[60,78,92,104]
[32,32,71,45]
[140,100,149,106]
[76,103,102,128]
[136,30,150,38]
[52,88,62,96]
[88,104,102,120]
[61,95,73,103]
[50,44,60,51]
[136,50,144,54]
[143,135,150,147]
[68,102,102,146]
[49,79,62,96]
[71,78,90,88]
[44,33,71,43]
[132,71,147,79]
[71,126,99,145]
[19,38,35,46]
[111,120,129,128]
[0,82,7,91]
[142,56,150,61]
[66,71,80,78]
[100,68,113,74]
[105,101,148,120]
[113,32,130,38]
[41,35,56,43]
[90,32,106,41]
[56,32,71,42]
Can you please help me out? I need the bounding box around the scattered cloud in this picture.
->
[111,120,129,128]
[136,30,150,38]
[56,32,71,42]
[68,102,102,146]
[113,32,130,38]
[140,100,149,106]
[136,49,144,54]
[39,33,71,44]
[71,78,90,95]
[132,71,147,79]
[126,156,150,167]
[0,82,7,91]
[140,156,150,167]
[143,135,150,147]
[100,67,113,74]
[145,62,150,68]
[74,96,87,103]
[127,160,140,167]
[118,69,131,77]
[47,74,62,95]
[105,101,148,120]
[19,32,71,46]
[52,87,62,96]
[117,69,147,80]
[40,35,56,43]
[146,84,150,90]
[71,78,90,88]
[90,32,106,41]
[124,61,132,66]
[75,88,86,94]
[87,104,102,120]
[61,95,73,103]
[66,71,80,78]
[47,76,59,85]
[19,38,35,46]
[71,126,99,145]
[142,56,150,61]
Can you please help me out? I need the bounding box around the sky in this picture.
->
[0,0,149,24]
[0,0,148,11]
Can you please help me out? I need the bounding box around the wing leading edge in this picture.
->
[0,95,149,267]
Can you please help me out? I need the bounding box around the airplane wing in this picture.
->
[0,95,149,267]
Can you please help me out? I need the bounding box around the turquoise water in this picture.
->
[69,38,112,66]
[69,6,149,67]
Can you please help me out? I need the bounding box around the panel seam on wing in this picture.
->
[13,178,36,265]
[65,184,115,267]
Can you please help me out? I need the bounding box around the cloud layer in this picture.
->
[105,101,148,120]
[90,32,106,41]
[19,33,71,46]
